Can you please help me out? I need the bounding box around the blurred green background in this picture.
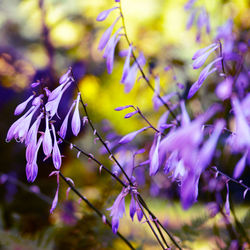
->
[0,0,249,249]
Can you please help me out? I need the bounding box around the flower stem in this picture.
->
[59,172,135,250]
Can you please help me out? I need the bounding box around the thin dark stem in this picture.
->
[135,196,166,250]
[118,1,179,125]
[229,196,250,244]
[70,75,180,249]
[58,135,126,187]
[137,194,182,250]
[135,107,161,134]
[218,40,226,78]
[59,172,135,250]
[211,167,250,192]
[73,81,133,186]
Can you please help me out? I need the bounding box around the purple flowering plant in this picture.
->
[3,0,250,248]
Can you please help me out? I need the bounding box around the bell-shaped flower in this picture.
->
[26,136,43,182]
[188,57,222,98]
[123,53,146,93]
[231,96,250,151]
[186,9,196,29]
[6,106,34,142]
[98,16,120,51]
[180,170,200,209]
[184,0,197,10]
[51,124,62,169]
[121,45,132,83]
[107,188,129,234]
[15,105,40,143]
[48,83,66,102]
[180,100,190,126]
[46,81,71,118]
[43,115,53,157]
[216,77,233,101]
[129,193,136,221]
[32,94,43,106]
[119,126,149,144]
[71,93,81,136]
[14,94,34,116]
[49,171,60,213]
[153,92,177,111]
[103,27,122,74]
[96,7,118,22]
[233,151,247,179]
[59,102,76,139]
[59,68,72,85]
[198,119,225,171]
[159,104,219,169]
[25,113,43,146]
[192,43,218,69]
[149,133,161,176]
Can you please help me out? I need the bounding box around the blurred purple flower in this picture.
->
[98,16,120,51]
[119,126,149,144]
[188,57,222,98]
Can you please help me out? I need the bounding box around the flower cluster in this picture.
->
[6,68,82,183]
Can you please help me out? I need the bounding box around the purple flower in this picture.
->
[121,45,133,83]
[14,94,34,116]
[46,81,72,118]
[107,188,128,234]
[103,28,122,74]
[192,43,218,69]
[149,133,161,176]
[43,115,53,157]
[49,171,60,214]
[215,77,233,100]
[180,100,190,126]
[188,57,222,98]
[71,93,81,136]
[119,126,149,144]
[51,124,62,170]
[59,68,72,85]
[26,136,43,182]
[184,0,197,10]
[123,53,146,93]
[231,96,250,151]
[59,102,75,139]
[96,7,118,22]
[25,113,43,146]
[98,16,120,51]
[233,151,247,179]
[129,193,136,221]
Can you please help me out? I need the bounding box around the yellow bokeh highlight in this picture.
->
[50,20,83,47]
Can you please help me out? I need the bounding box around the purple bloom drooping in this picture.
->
[119,126,149,144]
[49,171,60,214]
[188,57,222,98]
[26,136,43,182]
[96,7,118,22]
[121,45,133,83]
[43,115,53,157]
[192,43,218,69]
[14,94,34,116]
[149,133,161,176]
[59,102,76,139]
[107,188,128,234]
[71,93,81,136]
[98,16,120,51]
[51,124,62,170]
